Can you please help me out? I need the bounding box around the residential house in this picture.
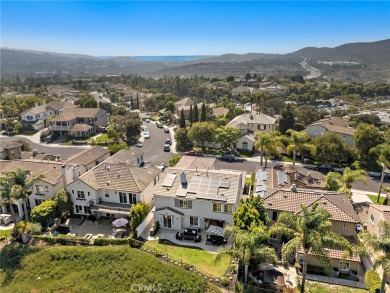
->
[48,108,108,138]
[0,143,22,160]
[21,101,75,130]
[154,167,245,231]
[174,97,202,120]
[212,107,229,118]
[263,188,362,276]
[0,160,75,217]
[306,117,355,147]
[174,156,216,171]
[227,113,276,150]
[65,149,160,218]
[65,146,110,174]
[273,164,324,190]
[259,83,288,96]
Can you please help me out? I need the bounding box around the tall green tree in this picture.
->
[193,103,199,123]
[217,226,277,284]
[174,128,193,151]
[324,167,367,195]
[187,122,216,151]
[130,97,134,109]
[255,132,280,167]
[165,100,175,113]
[54,189,73,217]
[30,199,56,227]
[362,221,390,293]
[369,143,390,202]
[189,105,193,125]
[286,130,316,168]
[179,109,186,128]
[0,168,44,221]
[354,123,384,163]
[279,104,295,134]
[215,126,239,150]
[313,133,354,164]
[233,195,269,230]
[136,93,140,109]
[269,203,353,293]
[201,102,207,122]
[129,201,150,238]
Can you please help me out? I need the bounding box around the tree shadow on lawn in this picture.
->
[0,243,41,287]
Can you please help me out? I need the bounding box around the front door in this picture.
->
[163,215,173,228]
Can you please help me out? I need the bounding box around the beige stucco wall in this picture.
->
[297,252,359,272]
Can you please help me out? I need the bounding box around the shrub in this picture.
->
[149,221,160,236]
[230,264,237,274]
[40,129,51,142]
[294,263,301,271]
[220,277,230,287]
[33,235,90,246]
[94,238,129,246]
[0,236,6,241]
[30,200,56,227]
[169,154,182,167]
[365,269,381,293]
[129,202,149,231]
[182,262,192,270]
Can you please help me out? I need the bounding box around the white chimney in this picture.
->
[61,165,67,186]
[307,172,312,181]
[72,165,79,180]
[180,171,187,188]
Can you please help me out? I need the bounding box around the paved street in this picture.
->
[0,135,87,159]
[141,121,174,165]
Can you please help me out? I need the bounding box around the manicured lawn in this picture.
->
[0,229,12,238]
[93,133,112,144]
[305,281,367,293]
[367,194,387,205]
[143,239,230,278]
[0,244,211,293]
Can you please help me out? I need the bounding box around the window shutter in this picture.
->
[175,199,179,207]
[188,201,192,209]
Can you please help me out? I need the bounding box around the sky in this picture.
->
[1,1,389,56]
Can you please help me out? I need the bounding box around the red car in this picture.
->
[184,150,204,156]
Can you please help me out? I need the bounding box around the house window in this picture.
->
[370,214,375,225]
[119,192,127,204]
[95,160,100,165]
[339,261,350,271]
[36,185,44,194]
[213,203,222,212]
[190,216,199,227]
[105,190,109,198]
[45,186,48,191]
[268,211,278,221]
[75,205,83,214]
[130,194,137,204]
[343,224,347,230]
[298,255,304,265]
[27,115,33,120]
[77,191,85,199]
[258,125,266,130]
[84,206,91,214]
[72,190,74,194]
[270,234,277,240]
[242,142,248,150]
[35,199,44,206]
[179,200,188,208]
[224,204,233,214]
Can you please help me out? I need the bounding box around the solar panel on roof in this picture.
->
[162,174,177,187]
[277,170,288,186]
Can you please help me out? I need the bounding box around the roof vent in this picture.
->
[180,171,187,188]
[107,165,110,171]
[307,172,312,181]
[291,184,297,192]
[117,173,120,178]
[283,195,288,198]
[268,203,272,206]
[107,180,110,186]
[322,201,327,205]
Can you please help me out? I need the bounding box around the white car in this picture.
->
[144,118,151,123]
[144,132,150,139]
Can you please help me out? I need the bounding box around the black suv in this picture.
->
[217,154,244,162]
[315,164,334,173]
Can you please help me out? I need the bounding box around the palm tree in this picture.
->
[216,225,277,284]
[285,130,316,168]
[269,203,352,293]
[1,168,44,221]
[255,132,280,167]
[324,167,367,195]
[0,175,15,215]
[362,221,390,293]
[369,143,390,203]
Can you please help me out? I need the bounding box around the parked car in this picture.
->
[368,171,390,179]
[184,150,204,156]
[144,132,150,139]
[303,164,317,170]
[157,122,163,128]
[164,127,170,133]
[315,164,334,173]
[165,139,172,145]
[135,141,143,147]
[334,167,344,174]
[163,144,170,152]
[217,154,244,162]
[45,133,57,143]
[144,118,151,123]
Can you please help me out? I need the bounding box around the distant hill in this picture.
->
[190,53,283,63]
[288,39,390,69]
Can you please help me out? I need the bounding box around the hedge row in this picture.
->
[33,235,144,248]
[365,269,381,293]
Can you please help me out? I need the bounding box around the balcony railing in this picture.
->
[49,125,71,131]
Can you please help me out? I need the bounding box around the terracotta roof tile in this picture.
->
[66,146,109,166]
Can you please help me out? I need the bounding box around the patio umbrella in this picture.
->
[206,225,225,237]
[112,218,128,228]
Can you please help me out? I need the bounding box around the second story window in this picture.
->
[175,199,192,209]
[119,192,127,204]
[77,190,85,199]
[36,185,44,194]
[370,214,375,225]
[105,190,109,198]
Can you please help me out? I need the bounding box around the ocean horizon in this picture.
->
[100,55,213,62]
